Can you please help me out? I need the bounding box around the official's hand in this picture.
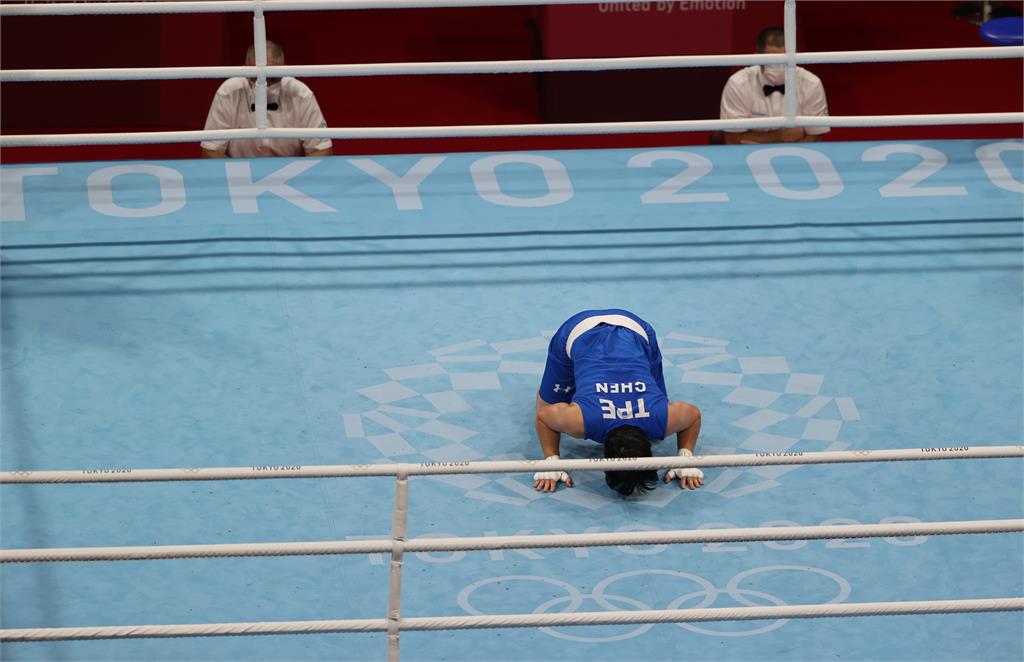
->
[664,448,704,490]
[533,455,573,492]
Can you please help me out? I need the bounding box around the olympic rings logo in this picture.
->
[458,565,851,641]
[181,468,202,474]
[8,471,33,478]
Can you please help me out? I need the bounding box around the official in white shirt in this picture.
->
[719,27,830,144]
[201,41,333,158]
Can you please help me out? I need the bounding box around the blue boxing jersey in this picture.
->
[539,310,669,443]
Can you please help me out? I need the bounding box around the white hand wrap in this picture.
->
[533,455,571,483]
[665,448,704,481]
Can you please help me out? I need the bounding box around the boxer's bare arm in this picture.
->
[533,394,584,492]
[664,402,704,490]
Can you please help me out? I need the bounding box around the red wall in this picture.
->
[1,7,543,162]
[1,1,1020,163]
[535,1,1021,143]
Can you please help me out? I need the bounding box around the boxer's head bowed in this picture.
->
[603,425,658,496]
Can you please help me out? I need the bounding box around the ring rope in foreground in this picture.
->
[2,519,1021,563]
[2,598,1022,642]
[3,445,1020,483]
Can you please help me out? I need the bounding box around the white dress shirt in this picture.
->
[201,77,332,158]
[719,65,830,135]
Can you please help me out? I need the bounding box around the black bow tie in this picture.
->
[763,84,785,96]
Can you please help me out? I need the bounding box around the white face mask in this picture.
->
[762,65,786,85]
[248,79,283,102]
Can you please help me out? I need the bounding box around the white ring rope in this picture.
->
[0,0,763,16]
[3,445,1021,483]
[2,598,1022,642]
[1,0,1020,148]
[2,519,1021,563]
[3,47,1021,83]
[3,113,1021,147]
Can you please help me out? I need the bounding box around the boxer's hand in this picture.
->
[533,455,573,492]
[664,448,704,490]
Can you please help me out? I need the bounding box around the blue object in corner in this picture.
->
[980,16,1024,46]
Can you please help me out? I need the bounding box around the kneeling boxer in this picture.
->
[532,309,704,496]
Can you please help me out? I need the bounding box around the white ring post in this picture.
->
[386,468,410,662]
[784,0,797,125]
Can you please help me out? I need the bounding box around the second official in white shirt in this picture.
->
[201,41,333,159]
[719,27,830,144]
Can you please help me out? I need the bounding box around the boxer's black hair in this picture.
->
[604,425,657,496]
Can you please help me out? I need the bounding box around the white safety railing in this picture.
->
[0,0,1021,147]
[2,444,1023,660]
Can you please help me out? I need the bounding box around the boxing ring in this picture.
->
[2,0,1024,660]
